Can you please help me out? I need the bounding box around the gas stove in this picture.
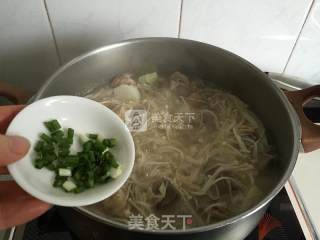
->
[2,187,306,240]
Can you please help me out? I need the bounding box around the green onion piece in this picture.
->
[109,138,116,147]
[102,138,116,148]
[110,165,122,178]
[102,139,108,147]
[88,133,98,140]
[104,151,113,160]
[73,170,82,181]
[96,175,111,183]
[80,152,89,162]
[51,130,64,142]
[87,171,95,187]
[102,147,109,154]
[44,121,54,132]
[46,163,57,171]
[53,176,67,187]
[51,120,61,131]
[59,148,70,157]
[67,128,74,140]
[88,151,95,162]
[83,141,93,152]
[42,143,54,152]
[41,155,56,167]
[79,134,89,143]
[62,180,77,191]
[56,138,69,146]
[73,186,86,193]
[44,119,61,132]
[34,141,44,152]
[64,155,79,167]
[34,158,45,169]
[108,157,119,168]
[58,168,72,176]
[94,141,105,152]
[40,133,51,143]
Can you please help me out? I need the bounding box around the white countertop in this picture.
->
[291,150,320,239]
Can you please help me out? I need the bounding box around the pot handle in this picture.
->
[285,85,320,152]
[0,82,29,104]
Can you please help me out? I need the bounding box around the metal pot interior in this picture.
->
[35,38,300,233]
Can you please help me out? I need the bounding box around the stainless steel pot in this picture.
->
[2,38,320,240]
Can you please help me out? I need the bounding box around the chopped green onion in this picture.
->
[57,138,70,147]
[88,133,98,140]
[107,155,119,168]
[42,144,54,152]
[102,138,116,148]
[34,158,45,169]
[59,168,72,177]
[67,128,74,140]
[59,148,70,157]
[79,134,90,143]
[102,147,109,154]
[44,119,61,132]
[64,155,79,167]
[34,141,44,152]
[73,186,86,193]
[53,176,67,187]
[110,165,122,179]
[46,163,57,171]
[109,138,116,147]
[88,151,95,162]
[62,180,77,191]
[83,141,93,152]
[40,133,51,143]
[94,141,105,152]
[52,130,64,142]
[33,119,120,194]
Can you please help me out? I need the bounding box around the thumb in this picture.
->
[0,135,30,166]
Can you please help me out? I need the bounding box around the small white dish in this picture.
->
[6,95,135,207]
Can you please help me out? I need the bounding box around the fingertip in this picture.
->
[0,135,30,165]
[8,135,30,155]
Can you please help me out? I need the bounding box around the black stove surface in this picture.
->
[21,188,305,240]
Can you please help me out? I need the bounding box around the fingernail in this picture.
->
[8,136,30,155]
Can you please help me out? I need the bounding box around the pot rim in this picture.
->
[34,37,301,234]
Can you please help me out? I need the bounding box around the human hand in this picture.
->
[0,105,50,230]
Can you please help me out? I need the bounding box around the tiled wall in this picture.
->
[0,0,319,94]
[0,0,59,93]
[46,0,181,63]
[284,0,320,83]
[180,0,313,73]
